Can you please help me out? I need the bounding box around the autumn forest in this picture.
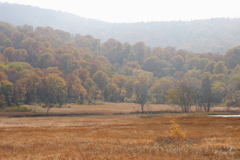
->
[1,1,240,158]
[0,20,240,113]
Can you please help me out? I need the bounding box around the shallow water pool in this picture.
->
[211,115,240,117]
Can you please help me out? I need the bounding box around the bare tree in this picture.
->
[135,76,150,112]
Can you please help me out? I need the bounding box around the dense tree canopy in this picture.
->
[0,21,239,112]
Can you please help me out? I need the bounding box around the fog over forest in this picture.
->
[1,3,240,54]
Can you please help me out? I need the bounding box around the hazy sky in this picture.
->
[1,0,239,23]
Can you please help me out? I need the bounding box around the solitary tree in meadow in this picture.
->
[134,76,150,112]
[165,79,195,113]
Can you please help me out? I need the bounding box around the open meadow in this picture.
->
[0,103,240,159]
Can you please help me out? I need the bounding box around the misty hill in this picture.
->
[1,2,240,54]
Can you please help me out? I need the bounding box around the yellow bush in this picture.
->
[169,120,187,140]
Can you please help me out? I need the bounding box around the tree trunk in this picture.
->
[141,104,144,113]
[47,107,50,115]
[207,102,210,112]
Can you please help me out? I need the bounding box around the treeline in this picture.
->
[1,3,240,53]
[0,21,240,112]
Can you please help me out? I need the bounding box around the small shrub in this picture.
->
[234,151,240,158]
[124,96,136,103]
[169,120,187,140]
[155,120,188,144]
[77,100,85,105]
[87,99,95,105]
[95,102,105,105]
[124,97,131,102]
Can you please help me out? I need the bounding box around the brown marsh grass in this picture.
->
[22,102,239,115]
[0,112,240,159]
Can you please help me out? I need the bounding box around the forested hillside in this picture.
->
[1,3,240,53]
[0,21,240,112]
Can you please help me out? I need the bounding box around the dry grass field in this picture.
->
[23,102,240,115]
[0,103,240,159]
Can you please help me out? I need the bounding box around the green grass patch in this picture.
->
[4,106,32,112]
[205,112,217,115]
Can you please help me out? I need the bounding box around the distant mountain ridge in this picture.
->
[1,2,240,53]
